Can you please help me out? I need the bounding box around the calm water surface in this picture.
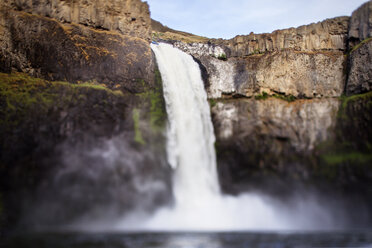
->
[4,231,372,248]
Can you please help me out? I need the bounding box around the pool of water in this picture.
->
[3,231,372,248]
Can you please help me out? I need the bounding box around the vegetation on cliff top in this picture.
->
[0,72,125,130]
[255,91,296,102]
[152,31,209,44]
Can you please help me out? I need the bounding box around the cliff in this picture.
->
[346,1,372,95]
[215,17,349,56]
[166,17,348,99]
[0,0,171,232]
[1,0,151,40]
[0,0,372,233]
[153,1,372,211]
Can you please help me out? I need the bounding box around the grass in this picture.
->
[255,91,269,100]
[136,68,166,132]
[132,108,145,145]
[254,91,297,102]
[0,72,125,128]
[340,91,372,111]
[322,152,372,166]
[209,99,217,108]
[152,31,209,44]
[272,94,297,102]
[349,37,372,54]
[217,53,227,61]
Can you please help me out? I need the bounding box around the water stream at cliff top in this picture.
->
[111,43,342,231]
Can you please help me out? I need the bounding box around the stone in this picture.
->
[176,42,345,98]
[348,1,372,47]
[1,0,151,40]
[346,40,372,95]
[0,8,155,93]
[213,16,349,57]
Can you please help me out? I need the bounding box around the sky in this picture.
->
[146,0,368,39]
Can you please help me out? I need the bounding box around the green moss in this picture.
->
[340,91,372,110]
[322,152,372,166]
[350,37,372,54]
[132,108,145,145]
[209,99,217,108]
[136,68,167,132]
[217,53,227,61]
[255,91,269,100]
[272,94,296,102]
[0,72,125,130]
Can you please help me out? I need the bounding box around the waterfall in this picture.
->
[151,43,219,205]
[114,43,340,232]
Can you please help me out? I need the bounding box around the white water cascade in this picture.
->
[114,43,340,232]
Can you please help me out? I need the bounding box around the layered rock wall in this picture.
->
[346,1,372,95]
[1,0,151,40]
[348,0,372,46]
[174,17,348,99]
[216,17,349,57]
[0,0,154,93]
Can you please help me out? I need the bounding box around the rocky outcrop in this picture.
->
[0,71,170,230]
[0,0,169,232]
[215,16,349,57]
[212,98,339,153]
[1,0,151,40]
[347,40,372,94]
[346,1,372,95]
[212,94,372,196]
[168,16,349,99]
[175,42,345,98]
[348,0,372,46]
[0,6,154,94]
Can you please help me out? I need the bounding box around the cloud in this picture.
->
[147,0,368,39]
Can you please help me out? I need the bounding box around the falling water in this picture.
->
[114,43,344,232]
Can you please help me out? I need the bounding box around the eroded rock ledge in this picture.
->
[1,0,151,40]
[0,0,155,94]
[152,1,372,100]
[170,17,348,99]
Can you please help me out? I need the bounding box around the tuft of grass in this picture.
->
[217,53,227,61]
[255,91,269,100]
[349,37,372,54]
[209,99,217,108]
[272,93,296,102]
[132,108,145,145]
[340,91,372,111]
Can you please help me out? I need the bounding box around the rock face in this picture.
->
[212,98,340,154]
[347,40,372,94]
[1,0,151,40]
[346,1,372,95]
[212,94,372,197]
[212,98,340,193]
[212,98,339,193]
[175,42,345,99]
[348,0,372,46]
[170,16,349,99]
[216,17,349,57]
[0,2,154,94]
[0,0,170,231]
